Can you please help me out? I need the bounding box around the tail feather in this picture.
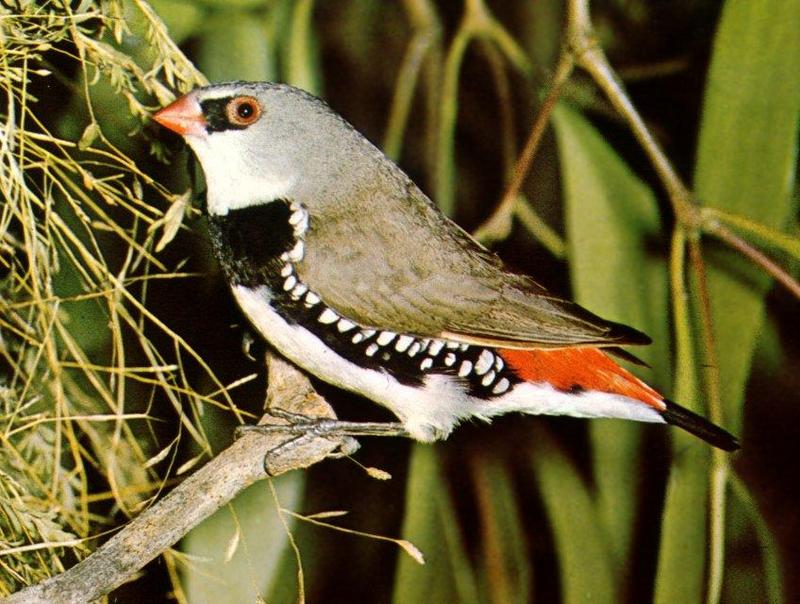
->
[499,347,740,452]
[661,399,740,451]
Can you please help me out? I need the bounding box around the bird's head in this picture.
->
[154,82,375,216]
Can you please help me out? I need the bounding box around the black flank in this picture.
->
[208,199,295,288]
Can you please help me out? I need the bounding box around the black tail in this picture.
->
[661,399,740,452]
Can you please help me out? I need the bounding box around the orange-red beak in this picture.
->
[153,93,207,137]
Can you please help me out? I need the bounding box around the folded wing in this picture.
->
[294,181,650,350]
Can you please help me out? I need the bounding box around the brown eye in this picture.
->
[226,96,262,127]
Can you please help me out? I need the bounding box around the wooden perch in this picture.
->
[6,354,351,604]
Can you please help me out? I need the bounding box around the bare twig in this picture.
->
[707,223,800,301]
[474,51,573,243]
[563,0,698,226]
[5,355,351,604]
[435,0,531,215]
[687,237,730,604]
[383,0,442,161]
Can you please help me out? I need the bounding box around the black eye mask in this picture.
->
[200,97,249,133]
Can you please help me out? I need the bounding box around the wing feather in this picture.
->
[292,176,650,350]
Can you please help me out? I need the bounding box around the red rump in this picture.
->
[499,347,666,411]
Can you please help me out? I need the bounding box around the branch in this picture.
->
[6,354,350,604]
[473,50,574,244]
[707,223,800,301]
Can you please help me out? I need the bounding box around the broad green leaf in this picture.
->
[282,0,322,94]
[147,0,204,44]
[196,11,276,83]
[654,351,709,604]
[657,2,799,600]
[472,457,532,604]
[694,0,800,431]
[553,104,669,580]
[531,427,617,603]
[182,0,267,10]
[654,232,711,604]
[393,445,479,604]
[182,474,303,604]
[654,442,710,604]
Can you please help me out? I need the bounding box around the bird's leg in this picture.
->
[235,408,410,469]
[237,414,411,439]
[257,431,361,470]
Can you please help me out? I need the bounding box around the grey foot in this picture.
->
[236,413,410,472]
[238,412,411,440]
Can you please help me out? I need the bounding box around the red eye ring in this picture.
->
[226,96,262,126]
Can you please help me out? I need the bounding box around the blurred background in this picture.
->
[1,0,798,602]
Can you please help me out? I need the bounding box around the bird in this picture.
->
[153,81,739,452]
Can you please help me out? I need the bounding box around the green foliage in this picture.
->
[1,0,798,602]
[393,445,478,604]
[0,0,208,595]
[554,103,669,586]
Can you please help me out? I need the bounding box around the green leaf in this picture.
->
[694,0,800,430]
[393,445,479,604]
[182,474,303,604]
[282,0,322,94]
[530,427,618,603]
[553,104,669,580]
[472,457,532,604]
[147,0,205,44]
[196,11,276,82]
[654,231,711,604]
[657,3,800,600]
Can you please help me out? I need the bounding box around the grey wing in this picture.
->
[294,185,649,349]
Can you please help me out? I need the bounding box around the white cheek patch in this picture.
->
[187,133,296,215]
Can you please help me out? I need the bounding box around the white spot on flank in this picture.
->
[337,319,356,332]
[318,308,338,324]
[395,335,414,352]
[427,340,445,356]
[492,377,510,394]
[446,342,459,349]
[283,275,297,291]
[287,241,304,262]
[361,329,376,339]
[289,210,305,225]
[407,342,421,357]
[459,343,469,352]
[305,292,320,306]
[351,332,365,344]
[481,370,496,387]
[444,352,456,366]
[420,358,433,371]
[280,264,293,277]
[377,331,396,346]
[494,356,504,372]
[474,350,494,376]
[458,360,473,377]
[291,283,308,299]
[365,343,379,357]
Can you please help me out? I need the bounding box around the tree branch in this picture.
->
[5,354,350,604]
